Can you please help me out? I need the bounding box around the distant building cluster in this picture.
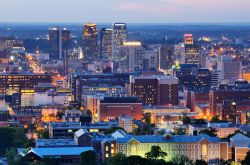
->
[1,22,250,165]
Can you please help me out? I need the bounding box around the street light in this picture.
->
[231,101,240,125]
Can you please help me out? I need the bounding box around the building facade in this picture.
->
[130,75,179,106]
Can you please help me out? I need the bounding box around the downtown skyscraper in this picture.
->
[82,23,98,62]
[112,23,127,59]
[48,27,71,60]
[184,34,199,65]
[100,28,113,60]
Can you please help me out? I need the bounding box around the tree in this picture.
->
[173,127,186,135]
[199,127,217,137]
[105,153,126,165]
[193,119,206,125]
[195,159,207,165]
[56,111,64,120]
[180,113,191,125]
[171,155,193,165]
[80,150,96,165]
[211,115,228,123]
[142,113,151,124]
[242,150,250,165]
[80,110,92,125]
[211,115,221,123]
[124,155,148,165]
[145,146,167,160]
[0,127,27,155]
[133,113,155,135]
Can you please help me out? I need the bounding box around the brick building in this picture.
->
[99,97,142,121]
[130,75,178,106]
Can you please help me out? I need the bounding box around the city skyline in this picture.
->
[0,0,249,23]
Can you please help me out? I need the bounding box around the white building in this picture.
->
[34,91,72,106]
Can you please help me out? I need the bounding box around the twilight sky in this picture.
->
[0,0,249,23]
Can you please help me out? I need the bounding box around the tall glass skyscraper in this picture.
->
[100,28,113,60]
[184,34,199,65]
[48,27,70,74]
[112,23,127,59]
[49,27,71,60]
[82,23,98,61]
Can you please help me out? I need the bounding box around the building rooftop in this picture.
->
[230,133,250,148]
[117,134,220,143]
[101,97,141,103]
[49,122,118,129]
[35,83,55,88]
[75,129,88,138]
[240,125,250,133]
[143,105,189,110]
[36,139,77,147]
[23,147,93,158]
[230,133,250,141]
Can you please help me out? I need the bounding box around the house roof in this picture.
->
[27,147,94,158]
[230,133,250,148]
[230,133,250,141]
[75,129,88,138]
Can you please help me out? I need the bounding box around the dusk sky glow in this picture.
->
[0,0,249,23]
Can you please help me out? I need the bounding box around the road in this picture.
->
[26,54,44,74]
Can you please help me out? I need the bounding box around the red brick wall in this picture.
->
[100,103,142,121]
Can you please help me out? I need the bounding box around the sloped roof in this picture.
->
[230,133,250,141]
[75,129,88,138]
[27,147,93,158]
[111,130,127,139]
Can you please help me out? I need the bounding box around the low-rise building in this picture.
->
[229,133,250,162]
[49,122,117,138]
[118,116,134,133]
[19,147,94,164]
[63,110,82,122]
[116,134,228,163]
[99,97,142,122]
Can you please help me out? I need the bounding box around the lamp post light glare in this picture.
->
[10,56,14,61]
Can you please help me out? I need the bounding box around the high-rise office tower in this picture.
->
[217,56,242,81]
[117,41,144,73]
[82,23,98,61]
[49,27,71,60]
[49,27,60,60]
[112,23,127,59]
[184,34,199,65]
[160,44,175,70]
[184,34,194,45]
[100,28,113,60]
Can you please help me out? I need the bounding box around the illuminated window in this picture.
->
[106,146,109,151]
[106,153,109,158]
[111,149,114,154]
[202,144,208,156]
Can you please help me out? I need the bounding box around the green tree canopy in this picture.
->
[80,150,96,165]
[199,127,217,137]
[105,153,126,165]
[0,127,27,155]
[171,155,193,165]
[242,150,250,165]
[195,159,207,165]
[145,146,167,160]
[180,113,191,125]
